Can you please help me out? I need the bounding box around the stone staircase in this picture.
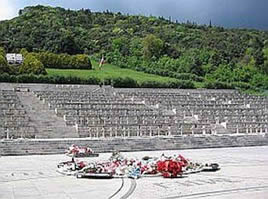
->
[16,91,79,138]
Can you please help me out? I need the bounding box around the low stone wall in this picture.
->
[1,134,268,156]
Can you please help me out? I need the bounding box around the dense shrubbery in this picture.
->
[0,47,9,74]
[204,80,258,90]
[0,73,13,82]
[111,77,138,88]
[0,73,101,84]
[19,49,92,70]
[250,74,268,89]
[204,81,234,89]
[139,80,195,89]
[19,54,47,75]
[0,47,5,57]
[32,52,92,69]
[0,55,9,73]
[170,73,204,82]
[0,48,47,75]
[230,82,254,90]
[0,47,92,76]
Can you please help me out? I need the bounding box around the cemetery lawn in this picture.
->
[46,60,179,84]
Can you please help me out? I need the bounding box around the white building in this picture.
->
[6,54,23,65]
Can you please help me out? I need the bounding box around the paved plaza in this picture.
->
[0,146,268,199]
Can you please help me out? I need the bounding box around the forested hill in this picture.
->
[0,5,268,90]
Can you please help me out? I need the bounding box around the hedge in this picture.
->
[0,74,196,89]
[32,52,92,70]
[204,81,234,89]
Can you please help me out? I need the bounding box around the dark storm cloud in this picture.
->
[13,0,268,29]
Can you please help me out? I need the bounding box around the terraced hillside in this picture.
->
[1,83,268,155]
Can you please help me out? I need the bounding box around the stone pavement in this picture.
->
[0,146,268,199]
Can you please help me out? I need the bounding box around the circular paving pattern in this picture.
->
[1,146,268,199]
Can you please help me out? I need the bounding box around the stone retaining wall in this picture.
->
[1,134,268,156]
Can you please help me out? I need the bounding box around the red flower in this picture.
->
[157,160,183,178]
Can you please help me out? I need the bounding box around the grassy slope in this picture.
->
[46,60,178,84]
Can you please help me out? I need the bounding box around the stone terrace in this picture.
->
[0,89,36,139]
[0,83,268,141]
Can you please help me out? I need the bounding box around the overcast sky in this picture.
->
[1,0,268,30]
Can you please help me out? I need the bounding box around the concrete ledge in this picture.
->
[1,134,268,156]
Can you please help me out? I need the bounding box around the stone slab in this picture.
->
[0,146,268,199]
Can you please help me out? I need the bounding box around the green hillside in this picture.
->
[0,5,268,90]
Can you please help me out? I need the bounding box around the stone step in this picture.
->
[16,91,79,138]
[1,135,268,156]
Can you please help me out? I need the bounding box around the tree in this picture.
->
[262,48,268,74]
[0,55,10,74]
[129,37,143,57]
[233,65,257,82]
[207,64,234,83]
[143,34,164,59]
[112,37,130,56]
[0,47,6,57]
[19,54,47,75]
[209,20,212,28]
[58,30,80,54]
[20,48,29,57]
[71,54,92,69]
[252,49,264,67]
